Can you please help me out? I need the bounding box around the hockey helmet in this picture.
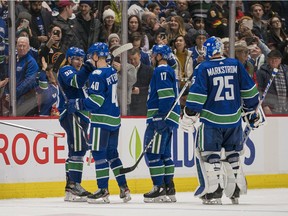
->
[66,47,85,60]
[87,42,109,58]
[152,44,172,60]
[204,36,222,59]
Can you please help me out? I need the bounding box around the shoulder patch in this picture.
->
[92,69,102,75]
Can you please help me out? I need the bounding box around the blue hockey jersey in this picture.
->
[58,65,89,122]
[82,66,121,131]
[186,57,259,128]
[146,64,180,128]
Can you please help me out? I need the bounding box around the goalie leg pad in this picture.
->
[194,149,224,198]
[223,151,247,199]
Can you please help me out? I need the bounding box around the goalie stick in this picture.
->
[0,121,63,138]
[120,81,190,174]
[241,68,278,146]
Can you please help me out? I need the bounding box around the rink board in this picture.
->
[0,117,288,199]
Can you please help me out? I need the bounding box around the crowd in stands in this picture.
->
[1,0,288,116]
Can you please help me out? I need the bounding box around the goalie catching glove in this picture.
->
[242,106,266,129]
[180,107,199,133]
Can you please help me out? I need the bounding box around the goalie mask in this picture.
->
[204,36,223,59]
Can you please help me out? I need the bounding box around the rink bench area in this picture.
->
[0,116,288,199]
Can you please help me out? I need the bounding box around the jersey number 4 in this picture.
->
[213,76,235,101]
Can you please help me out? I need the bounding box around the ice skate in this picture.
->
[120,184,131,203]
[144,185,168,203]
[230,185,240,204]
[87,188,110,204]
[64,182,91,202]
[201,185,223,205]
[166,181,176,202]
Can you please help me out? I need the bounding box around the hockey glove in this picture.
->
[180,107,199,133]
[242,107,266,129]
[67,98,84,114]
[152,115,168,134]
[83,59,96,72]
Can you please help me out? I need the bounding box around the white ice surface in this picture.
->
[0,189,287,216]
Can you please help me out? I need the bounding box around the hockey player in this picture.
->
[58,47,91,202]
[143,44,180,203]
[180,36,265,204]
[67,42,131,204]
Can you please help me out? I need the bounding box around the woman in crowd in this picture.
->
[173,35,193,111]
[99,8,120,43]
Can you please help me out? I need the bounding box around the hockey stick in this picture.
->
[120,82,190,174]
[0,121,63,138]
[241,68,278,146]
[111,43,133,59]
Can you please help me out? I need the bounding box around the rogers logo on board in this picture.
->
[0,132,66,165]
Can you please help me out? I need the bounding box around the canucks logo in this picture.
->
[129,127,142,163]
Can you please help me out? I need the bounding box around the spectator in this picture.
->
[0,77,8,116]
[128,14,149,51]
[193,16,206,31]
[154,31,168,45]
[0,15,8,80]
[128,48,153,116]
[234,42,256,82]
[250,3,268,43]
[262,1,278,21]
[248,44,266,72]
[146,2,161,20]
[235,0,245,22]
[173,35,193,111]
[267,15,288,64]
[38,24,66,74]
[0,0,8,21]
[37,57,59,116]
[128,0,147,20]
[205,0,229,38]
[12,37,39,116]
[130,31,151,66]
[221,37,230,57]
[188,0,211,19]
[76,1,101,52]
[110,44,136,115]
[99,8,120,43]
[15,0,30,20]
[53,0,86,53]
[257,49,288,114]
[142,11,163,49]
[165,15,186,45]
[189,29,208,67]
[107,33,120,49]
[28,0,54,50]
